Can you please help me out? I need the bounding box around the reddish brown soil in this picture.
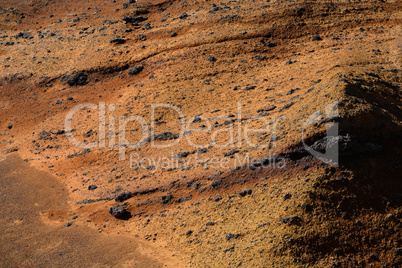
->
[0,0,401,267]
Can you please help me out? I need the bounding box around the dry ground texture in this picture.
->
[0,0,401,267]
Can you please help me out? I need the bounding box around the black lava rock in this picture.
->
[283,193,292,200]
[176,196,191,203]
[67,71,88,86]
[239,189,252,197]
[161,194,172,204]
[145,132,179,142]
[206,56,217,62]
[109,205,131,220]
[179,12,189,19]
[88,185,97,191]
[176,151,191,158]
[296,7,306,16]
[265,41,277,47]
[281,216,302,225]
[223,149,239,157]
[254,55,266,61]
[109,38,126,44]
[186,230,193,236]
[312,35,322,41]
[122,15,147,24]
[245,85,256,90]
[223,246,235,253]
[211,180,223,188]
[128,66,144,75]
[209,7,222,13]
[300,203,313,212]
[226,233,240,241]
[214,195,222,202]
[114,192,132,202]
[279,102,296,111]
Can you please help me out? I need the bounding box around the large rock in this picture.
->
[67,71,88,86]
[128,66,144,75]
[109,205,131,220]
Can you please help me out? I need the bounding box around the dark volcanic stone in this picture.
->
[186,230,193,236]
[211,180,223,188]
[88,185,97,191]
[176,151,191,158]
[223,149,239,157]
[67,71,88,86]
[257,106,276,113]
[122,15,147,24]
[296,7,306,16]
[245,85,256,90]
[283,193,292,200]
[109,38,126,44]
[223,246,235,253]
[179,12,189,19]
[214,195,222,202]
[254,55,266,61]
[128,65,144,75]
[312,35,322,41]
[198,148,208,154]
[239,189,252,197]
[206,56,217,62]
[114,192,132,202]
[15,32,31,39]
[67,149,91,158]
[109,205,131,220]
[145,132,179,142]
[265,41,277,47]
[226,233,240,241]
[281,216,302,224]
[300,203,313,212]
[279,102,296,111]
[55,130,65,135]
[176,196,191,203]
[209,7,222,13]
[161,194,172,204]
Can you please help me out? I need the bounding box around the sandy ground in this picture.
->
[0,153,182,267]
